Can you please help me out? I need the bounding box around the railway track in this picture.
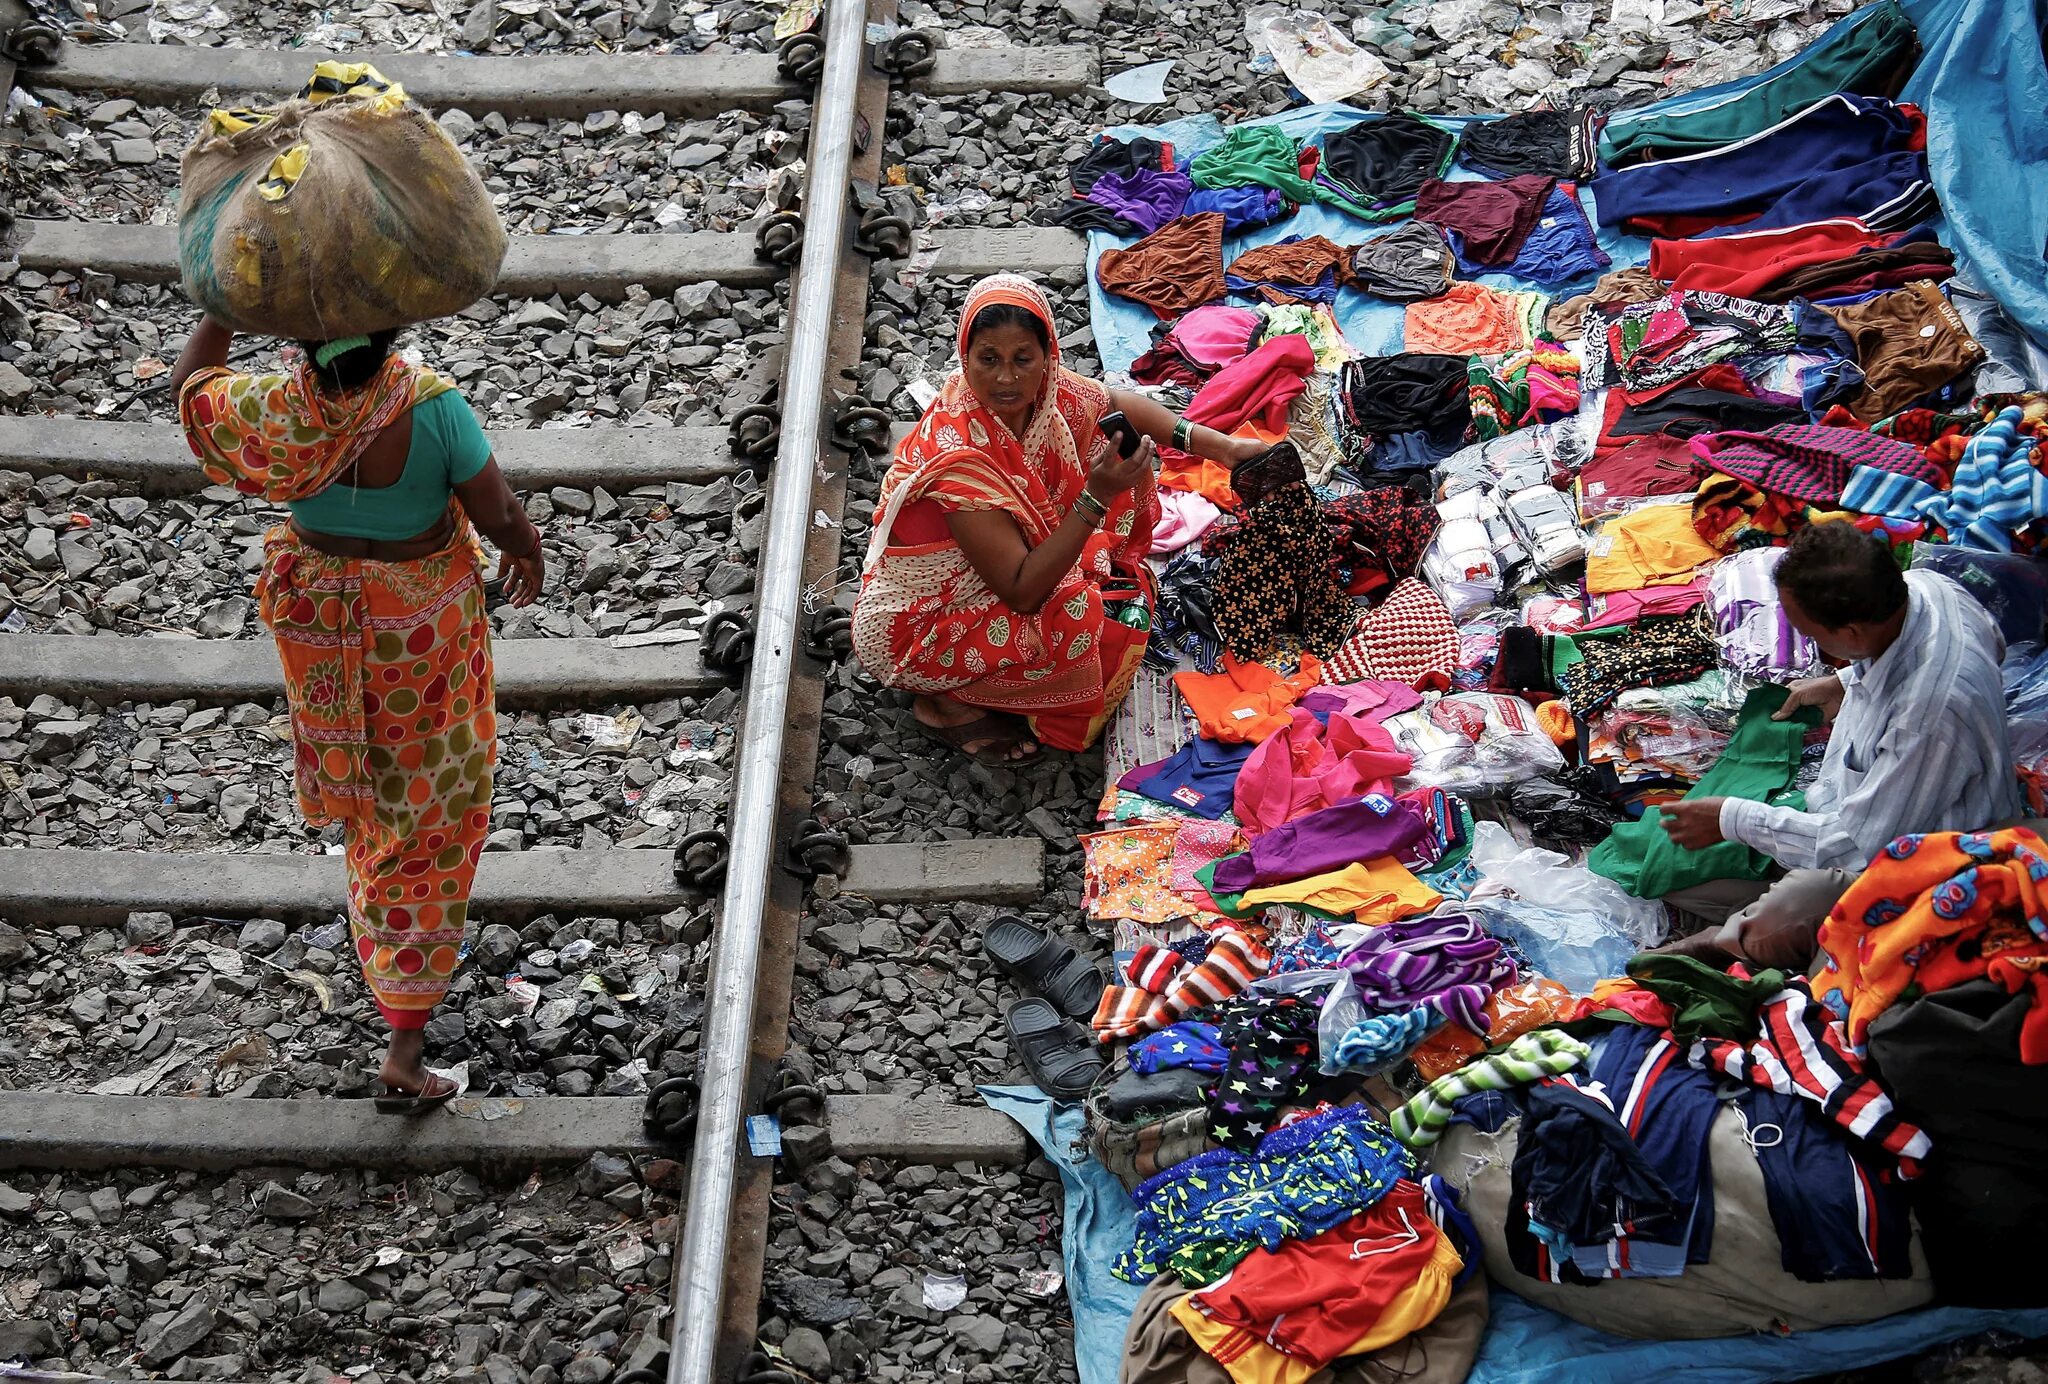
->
[0,3,1095,1379]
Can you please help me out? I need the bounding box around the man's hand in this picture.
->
[1774,674,1846,724]
[1660,797,1728,851]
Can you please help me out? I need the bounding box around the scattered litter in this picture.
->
[1244,7,1390,103]
[374,1246,406,1267]
[504,978,543,1015]
[1021,1267,1065,1297]
[844,754,876,780]
[429,1062,471,1097]
[0,610,27,634]
[610,630,699,648]
[747,1114,784,1156]
[1104,60,1176,105]
[558,938,599,965]
[773,0,821,38]
[606,1232,651,1272]
[451,1096,524,1121]
[536,997,578,1029]
[813,509,837,529]
[921,1271,969,1312]
[572,711,643,749]
[654,201,692,228]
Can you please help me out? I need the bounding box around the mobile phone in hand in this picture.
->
[1098,410,1141,459]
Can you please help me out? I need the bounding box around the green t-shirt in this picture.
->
[287,390,492,540]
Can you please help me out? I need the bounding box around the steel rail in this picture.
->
[663,0,867,1378]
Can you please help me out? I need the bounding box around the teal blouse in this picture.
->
[287,390,492,540]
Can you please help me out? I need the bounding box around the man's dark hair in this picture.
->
[295,328,401,393]
[964,302,1049,351]
[1773,521,1908,628]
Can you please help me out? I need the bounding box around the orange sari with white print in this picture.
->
[852,276,1159,750]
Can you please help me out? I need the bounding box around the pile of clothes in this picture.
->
[1004,2,2048,1377]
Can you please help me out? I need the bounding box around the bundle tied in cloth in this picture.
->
[177,63,508,339]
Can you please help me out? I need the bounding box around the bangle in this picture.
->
[1171,418,1194,451]
[1073,489,1108,525]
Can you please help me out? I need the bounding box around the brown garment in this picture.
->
[1098,212,1228,320]
[1119,1272,1490,1384]
[1545,265,1666,340]
[1758,238,1957,304]
[1824,279,1987,423]
[1227,236,1356,296]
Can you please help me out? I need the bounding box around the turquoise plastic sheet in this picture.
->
[979,1084,1146,1384]
[1471,1290,2048,1384]
[1901,0,2048,352]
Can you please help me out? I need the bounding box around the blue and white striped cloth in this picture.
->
[1844,406,2048,548]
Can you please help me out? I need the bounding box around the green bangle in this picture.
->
[1172,418,1194,451]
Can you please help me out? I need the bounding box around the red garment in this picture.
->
[1183,1181,1447,1372]
[1158,336,1317,504]
[1650,219,1890,299]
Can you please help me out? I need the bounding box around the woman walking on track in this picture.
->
[171,315,544,1113]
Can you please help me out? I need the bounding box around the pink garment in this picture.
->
[1151,489,1225,554]
[1188,334,1317,435]
[1174,305,1266,369]
[1300,680,1424,724]
[1234,704,1414,838]
[1169,819,1245,910]
[1582,578,1710,626]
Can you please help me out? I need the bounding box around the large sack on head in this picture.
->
[1434,1106,1935,1338]
[178,63,506,340]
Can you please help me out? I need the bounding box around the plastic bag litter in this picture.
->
[1243,6,1391,104]
[1430,693,1566,786]
[1506,772,1627,847]
[1467,819,1668,957]
[178,63,506,340]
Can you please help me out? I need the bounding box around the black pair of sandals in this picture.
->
[987,914,1109,1101]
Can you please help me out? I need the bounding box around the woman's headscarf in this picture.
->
[179,353,452,503]
[864,273,1154,570]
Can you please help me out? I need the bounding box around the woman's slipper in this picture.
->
[1006,997,1105,1102]
[374,1072,460,1115]
[914,710,1040,767]
[984,914,1106,1022]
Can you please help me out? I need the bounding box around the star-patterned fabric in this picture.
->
[1128,1021,1231,1075]
[1204,991,1323,1151]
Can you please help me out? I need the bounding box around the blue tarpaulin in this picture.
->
[978,1085,1146,1384]
[1471,1291,2048,1384]
[1083,108,1651,375]
[1901,0,2048,353]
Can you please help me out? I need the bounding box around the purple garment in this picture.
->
[1209,793,1430,895]
[1338,912,1516,1033]
[1086,167,1194,236]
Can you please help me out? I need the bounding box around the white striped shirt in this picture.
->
[1719,570,2020,871]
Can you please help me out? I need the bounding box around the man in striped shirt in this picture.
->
[1658,522,2021,969]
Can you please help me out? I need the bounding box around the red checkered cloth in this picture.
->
[1691,422,1939,505]
[1322,578,1459,691]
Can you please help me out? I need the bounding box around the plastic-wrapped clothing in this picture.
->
[1708,547,1822,678]
[1502,484,1586,576]
[1588,683,1821,897]
[1584,501,1722,596]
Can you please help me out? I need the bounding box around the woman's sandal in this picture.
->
[374,1072,461,1115]
[983,914,1106,1022]
[1006,998,1105,1102]
[915,709,1041,767]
